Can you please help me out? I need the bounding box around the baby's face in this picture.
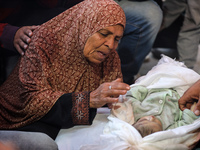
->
[136,116,162,133]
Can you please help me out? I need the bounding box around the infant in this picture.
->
[112,85,199,137]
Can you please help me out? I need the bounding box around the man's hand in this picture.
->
[14,26,38,55]
[179,79,200,116]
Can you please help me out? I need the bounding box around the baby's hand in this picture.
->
[118,94,126,103]
[108,95,126,109]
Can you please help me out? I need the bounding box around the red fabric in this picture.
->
[72,92,91,125]
[0,23,8,37]
[0,23,8,47]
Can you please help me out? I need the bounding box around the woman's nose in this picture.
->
[105,37,115,50]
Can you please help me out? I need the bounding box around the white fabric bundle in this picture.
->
[81,116,200,150]
[133,55,200,96]
[81,55,200,150]
[56,55,200,150]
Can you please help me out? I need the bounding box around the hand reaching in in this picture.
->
[14,25,38,55]
[179,79,200,116]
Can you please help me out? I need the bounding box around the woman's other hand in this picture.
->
[179,79,200,116]
[89,78,130,108]
[14,25,38,55]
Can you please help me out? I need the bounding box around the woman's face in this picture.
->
[83,25,124,64]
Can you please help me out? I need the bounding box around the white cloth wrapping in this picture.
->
[55,108,111,150]
[56,55,200,150]
[132,55,200,96]
[81,116,200,150]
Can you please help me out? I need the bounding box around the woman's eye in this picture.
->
[115,38,120,42]
[99,32,108,37]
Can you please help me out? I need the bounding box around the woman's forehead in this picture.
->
[100,25,124,36]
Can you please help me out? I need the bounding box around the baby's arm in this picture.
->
[167,109,199,129]
[111,101,135,124]
[126,85,148,103]
[110,86,148,124]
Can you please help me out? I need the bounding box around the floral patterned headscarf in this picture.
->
[0,0,126,128]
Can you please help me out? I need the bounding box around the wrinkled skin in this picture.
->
[90,78,130,108]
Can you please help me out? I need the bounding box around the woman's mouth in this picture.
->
[97,51,107,59]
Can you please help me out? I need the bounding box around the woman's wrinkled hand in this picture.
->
[179,79,200,116]
[14,25,38,55]
[89,78,130,108]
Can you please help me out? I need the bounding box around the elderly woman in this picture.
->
[0,0,130,140]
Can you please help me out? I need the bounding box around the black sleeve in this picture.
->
[17,92,97,140]
[40,92,97,128]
